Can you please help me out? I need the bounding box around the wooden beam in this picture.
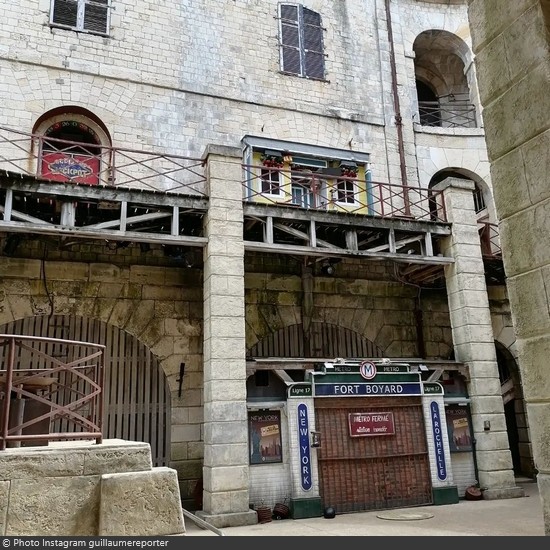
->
[0,179,209,209]
[243,203,452,235]
[244,240,455,264]
[0,221,208,246]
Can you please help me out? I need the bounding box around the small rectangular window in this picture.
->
[261,168,282,195]
[279,4,325,80]
[336,179,356,204]
[50,0,110,36]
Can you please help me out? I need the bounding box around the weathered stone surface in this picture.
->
[538,473,550,536]
[523,403,550,472]
[0,446,85,480]
[6,476,100,536]
[98,468,185,536]
[515,336,550,401]
[0,440,152,480]
[203,442,248,466]
[196,509,257,529]
[202,487,252,516]
[0,481,8,536]
[82,440,153,475]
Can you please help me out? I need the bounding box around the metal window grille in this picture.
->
[279,4,325,79]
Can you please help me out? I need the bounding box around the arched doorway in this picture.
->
[495,341,534,477]
[416,80,441,126]
[0,315,171,466]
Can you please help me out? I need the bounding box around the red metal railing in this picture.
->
[0,125,207,196]
[0,334,105,450]
[242,165,447,222]
[478,221,502,258]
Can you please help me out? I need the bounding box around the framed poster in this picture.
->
[445,404,473,452]
[248,410,283,465]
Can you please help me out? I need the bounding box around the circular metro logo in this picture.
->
[360,361,377,380]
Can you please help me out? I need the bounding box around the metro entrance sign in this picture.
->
[359,361,377,380]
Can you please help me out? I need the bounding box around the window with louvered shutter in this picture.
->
[52,0,78,28]
[50,0,110,36]
[279,4,325,80]
[83,0,109,34]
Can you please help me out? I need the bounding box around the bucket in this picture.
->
[273,503,290,520]
[255,505,272,524]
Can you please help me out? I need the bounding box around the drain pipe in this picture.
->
[385,0,411,216]
[182,508,225,536]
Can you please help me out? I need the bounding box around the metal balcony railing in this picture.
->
[478,221,502,258]
[242,165,448,223]
[0,125,207,196]
[418,95,477,129]
[0,334,105,450]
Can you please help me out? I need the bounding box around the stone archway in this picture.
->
[247,321,384,359]
[495,341,535,477]
[0,314,171,466]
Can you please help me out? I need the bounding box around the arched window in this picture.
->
[34,109,111,186]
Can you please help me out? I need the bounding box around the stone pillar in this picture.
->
[468,0,550,534]
[198,145,256,528]
[433,177,522,500]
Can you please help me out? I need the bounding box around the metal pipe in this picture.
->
[385,0,411,216]
[182,508,225,536]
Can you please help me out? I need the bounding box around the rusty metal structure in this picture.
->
[0,333,105,450]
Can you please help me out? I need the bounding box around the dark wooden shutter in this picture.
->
[280,4,301,75]
[303,8,324,79]
[84,0,109,34]
[52,0,78,28]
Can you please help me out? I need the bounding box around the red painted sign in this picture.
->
[348,411,395,437]
[41,152,100,185]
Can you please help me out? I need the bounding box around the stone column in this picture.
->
[433,177,522,499]
[468,0,550,534]
[198,145,256,528]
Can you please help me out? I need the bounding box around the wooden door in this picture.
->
[315,397,432,513]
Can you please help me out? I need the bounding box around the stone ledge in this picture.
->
[99,467,185,536]
[0,439,152,480]
[482,486,525,500]
[195,509,257,529]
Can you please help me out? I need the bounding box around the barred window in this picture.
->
[50,0,110,36]
[279,4,325,80]
[473,183,486,213]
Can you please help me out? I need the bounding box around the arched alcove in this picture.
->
[247,321,384,360]
[0,314,171,467]
[32,106,112,186]
[495,341,535,477]
[413,30,477,128]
